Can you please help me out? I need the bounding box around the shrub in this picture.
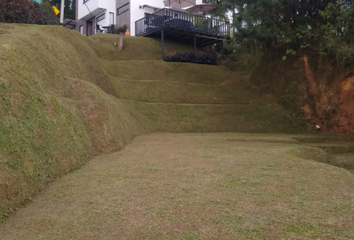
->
[317,2,354,66]
[114,25,127,34]
[0,0,58,25]
[163,52,217,65]
[36,2,60,25]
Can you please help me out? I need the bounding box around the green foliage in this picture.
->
[286,49,297,56]
[222,36,234,54]
[282,49,297,61]
[36,2,60,25]
[205,0,354,66]
[114,25,128,34]
[233,0,337,51]
[317,1,354,66]
[203,0,236,22]
[0,0,59,25]
[45,0,76,20]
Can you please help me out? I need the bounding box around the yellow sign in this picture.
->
[52,6,60,15]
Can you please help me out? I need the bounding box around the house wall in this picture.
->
[96,0,116,27]
[116,0,130,30]
[86,17,96,36]
[130,0,164,36]
[77,0,116,35]
[74,15,95,36]
[78,0,115,24]
[76,20,86,34]
[78,0,99,20]
[77,0,205,36]
[95,10,115,28]
[76,0,88,35]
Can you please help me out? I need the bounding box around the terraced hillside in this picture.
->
[0,24,304,221]
[91,34,305,133]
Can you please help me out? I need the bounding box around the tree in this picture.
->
[0,0,58,25]
[37,1,60,25]
[205,0,342,52]
[317,0,354,65]
[203,0,241,34]
[115,25,127,52]
[47,0,75,19]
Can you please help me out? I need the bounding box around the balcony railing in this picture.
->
[135,8,230,38]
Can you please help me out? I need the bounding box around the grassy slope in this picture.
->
[0,24,305,221]
[0,24,149,221]
[94,34,305,133]
[88,34,198,61]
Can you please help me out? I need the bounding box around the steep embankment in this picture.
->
[251,52,354,136]
[0,24,303,221]
[0,24,151,221]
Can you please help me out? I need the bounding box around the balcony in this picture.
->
[135,8,230,47]
[79,0,106,20]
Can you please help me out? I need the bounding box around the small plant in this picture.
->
[114,25,127,34]
[286,49,297,56]
[115,25,127,52]
[282,49,297,61]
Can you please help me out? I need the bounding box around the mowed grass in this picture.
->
[0,133,353,240]
[108,75,257,104]
[88,34,200,61]
[124,101,301,133]
[100,58,234,82]
[0,23,306,223]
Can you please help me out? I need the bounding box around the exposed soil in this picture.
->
[251,52,354,137]
[302,55,354,136]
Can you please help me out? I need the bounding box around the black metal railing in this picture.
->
[135,8,230,37]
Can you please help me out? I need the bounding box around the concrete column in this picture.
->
[60,0,65,25]
[161,30,165,59]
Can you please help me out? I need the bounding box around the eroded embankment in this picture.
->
[251,51,354,137]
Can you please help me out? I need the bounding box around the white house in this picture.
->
[76,0,116,35]
[75,0,202,36]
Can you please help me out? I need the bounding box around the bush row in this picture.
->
[163,52,217,65]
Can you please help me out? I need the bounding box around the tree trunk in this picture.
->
[118,32,124,52]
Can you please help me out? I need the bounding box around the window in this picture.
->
[96,13,105,23]
[109,12,114,25]
[117,3,129,15]
[79,25,84,34]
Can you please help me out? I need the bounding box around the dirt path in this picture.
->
[1,133,353,240]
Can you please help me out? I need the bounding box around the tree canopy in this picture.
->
[0,0,76,24]
[0,0,58,25]
[204,0,354,63]
[44,0,76,20]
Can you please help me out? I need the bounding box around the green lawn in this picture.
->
[0,133,353,240]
